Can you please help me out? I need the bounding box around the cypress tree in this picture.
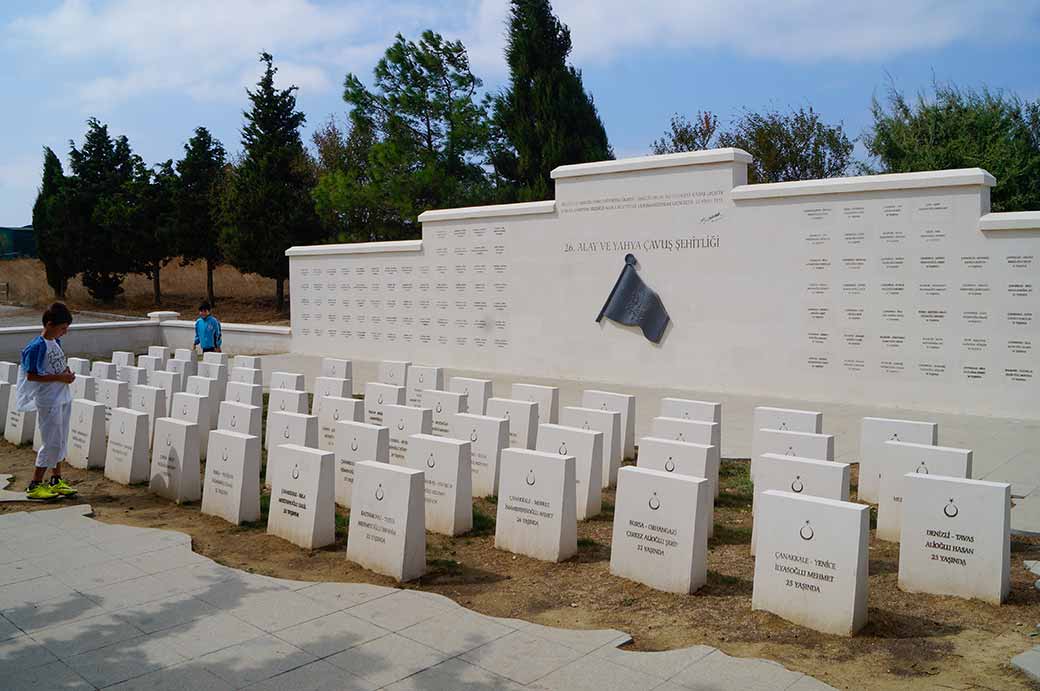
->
[176,127,226,304]
[32,147,77,298]
[490,0,612,201]
[221,53,322,311]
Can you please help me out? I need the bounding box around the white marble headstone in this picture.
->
[136,356,161,380]
[561,406,622,488]
[70,374,95,401]
[311,376,352,416]
[96,378,129,434]
[316,395,363,452]
[535,423,602,520]
[406,365,444,407]
[876,442,972,542]
[234,355,261,370]
[859,417,938,504]
[404,434,472,536]
[752,428,835,479]
[202,351,229,367]
[346,461,425,581]
[229,367,263,386]
[660,398,722,425]
[0,362,18,386]
[4,383,35,445]
[266,443,335,550]
[450,413,509,498]
[897,474,1009,604]
[117,365,147,386]
[149,370,182,417]
[751,453,850,555]
[0,383,8,438]
[66,399,106,469]
[752,491,869,635]
[197,361,227,387]
[225,381,262,408]
[364,382,405,425]
[202,429,261,525]
[166,357,195,384]
[485,398,538,449]
[217,400,262,438]
[637,435,719,530]
[582,390,636,460]
[104,408,150,485]
[494,448,577,562]
[650,416,717,448]
[147,346,169,365]
[270,371,305,391]
[130,384,166,444]
[449,377,492,415]
[512,383,559,425]
[378,360,411,386]
[173,348,193,361]
[264,411,318,466]
[334,420,389,508]
[91,361,118,381]
[268,388,308,416]
[185,375,220,429]
[421,389,467,437]
[66,357,91,376]
[150,417,201,504]
[610,467,710,594]
[320,357,352,380]
[172,392,210,461]
[384,404,432,465]
[112,351,135,367]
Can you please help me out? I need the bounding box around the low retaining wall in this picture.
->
[0,312,290,361]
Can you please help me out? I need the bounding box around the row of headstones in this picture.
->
[748,406,1010,635]
[341,360,727,586]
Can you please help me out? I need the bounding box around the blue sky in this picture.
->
[1,0,1038,225]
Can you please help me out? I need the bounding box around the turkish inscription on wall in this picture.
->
[801,198,1035,386]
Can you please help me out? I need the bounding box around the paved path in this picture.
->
[259,353,1040,533]
[0,505,834,690]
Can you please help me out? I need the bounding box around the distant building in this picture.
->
[0,225,36,258]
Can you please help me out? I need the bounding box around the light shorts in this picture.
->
[35,402,71,469]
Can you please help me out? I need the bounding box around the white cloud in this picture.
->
[7,0,1038,111]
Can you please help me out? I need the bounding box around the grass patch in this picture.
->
[428,558,463,575]
[577,537,599,549]
[335,511,349,538]
[471,506,496,535]
[710,523,752,546]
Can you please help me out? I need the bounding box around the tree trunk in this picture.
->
[276,277,285,312]
[152,263,162,306]
[206,259,215,306]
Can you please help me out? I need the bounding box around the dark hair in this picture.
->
[198,301,211,312]
[42,302,73,327]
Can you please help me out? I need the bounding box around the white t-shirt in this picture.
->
[16,336,72,411]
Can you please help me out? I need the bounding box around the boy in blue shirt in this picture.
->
[17,302,78,500]
[193,301,222,354]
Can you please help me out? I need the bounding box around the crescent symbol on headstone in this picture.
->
[648,492,661,511]
[526,470,536,486]
[944,499,959,518]
[800,521,814,541]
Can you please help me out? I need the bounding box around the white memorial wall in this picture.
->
[287,150,1040,419]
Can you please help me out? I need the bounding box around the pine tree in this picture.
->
[490,0,612,201]
[67,118,142,302]
[221,53,322,311]
[176,127,226,304]
[32,147,77,298]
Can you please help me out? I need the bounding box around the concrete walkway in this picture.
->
[0,505,834,690]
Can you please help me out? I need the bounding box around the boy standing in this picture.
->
[193,301,222,354]
[16,302,77,500]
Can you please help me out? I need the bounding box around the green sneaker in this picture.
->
[25,483,59,501]
[48,478,77,497]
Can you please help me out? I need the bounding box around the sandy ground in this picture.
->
[1,257,289,325]
[0,436,1036,690]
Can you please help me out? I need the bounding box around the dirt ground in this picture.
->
[1,257,288,325]
[1,435,1035,690]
